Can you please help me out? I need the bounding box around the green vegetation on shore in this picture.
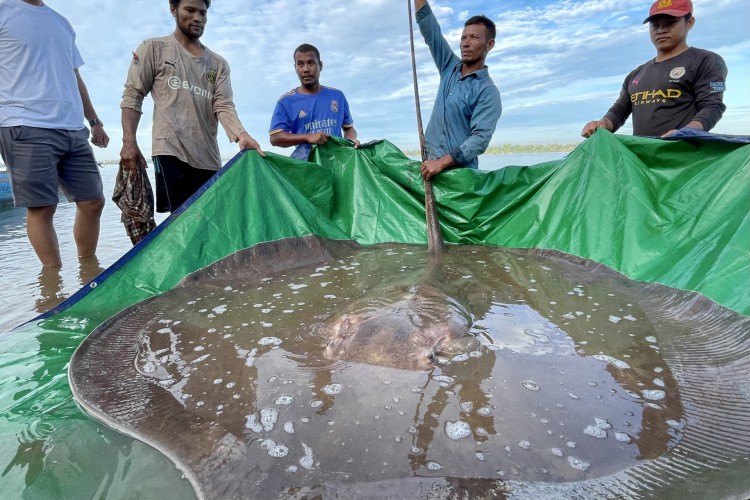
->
[402,143,580,156]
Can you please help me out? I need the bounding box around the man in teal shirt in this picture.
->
[415,0,502,179]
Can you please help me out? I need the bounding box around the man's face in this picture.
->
[649,14,694,53]
[171,0,208,40]
[460,23,494,66]
[294,51,322,88]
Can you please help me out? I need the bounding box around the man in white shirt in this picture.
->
[0,0,109,267]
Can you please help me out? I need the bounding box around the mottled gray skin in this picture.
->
[315,284,474,370]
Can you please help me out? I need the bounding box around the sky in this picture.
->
[48,0,750,161]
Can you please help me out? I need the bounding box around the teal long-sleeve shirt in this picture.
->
[417,3,502,169]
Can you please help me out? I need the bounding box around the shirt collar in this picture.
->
[452,62,490,80]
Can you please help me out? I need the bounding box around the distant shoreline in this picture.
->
[93,143,581,166]
[402,143,580,156]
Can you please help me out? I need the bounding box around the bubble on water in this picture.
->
[518,440,531,450]
[645,336,657,343]
[382,379,392,385]
[299,443,314,470]
[459,401,474,413]
[434,375,454,384]
[654,367,664,373]
[568,393,580,400]
[593,354,631,369]
[626,390,641,399]
[642,389,666,401]
[522,380,540,391]
[615,432,631,443]
[567,456,591,471]
[310,400,323,408]
[653,378,665,387]
[667,419,684,429]
[193,346,205,352]
[322,383,342,395]
[260,439,289,458]
[445,420,472,440]
[567,441,576,448]
[477,406,492,417]
[141,361,156,373]
[212,305,227,314]
[469,351,482,358]
[623,315,636,321]
[245,414,263,433]
[608,316,622,324]
[261,408,278,431]
[426,461,443,471]
[259,337,282,346]
[213,378,223,385]
[283,422,295,434]
[411,446,422,454]
[594,417,612,429]
[407,426,418,434]
[551,448,564,457]
[451,353,470,362]
[286,465,298,473]
[584,425,608,439]
[275,395,294,405]
[475,451,485,461]
[475,427,488,437]
[289,283,308,290]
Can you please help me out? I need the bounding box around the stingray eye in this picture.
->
[426,351,437,363]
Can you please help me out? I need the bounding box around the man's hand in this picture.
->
[90,124,109,148]
[238,132,266,157]
[420,155,454,181]
[661,121,704,138]
[581,118,612,138]
[120,141,147,171]
[306,132,330,145]
[344,128,360,148]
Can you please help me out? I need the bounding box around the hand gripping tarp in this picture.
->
[0,130,748,498]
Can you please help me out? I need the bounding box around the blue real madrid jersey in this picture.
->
[269,86,354,160]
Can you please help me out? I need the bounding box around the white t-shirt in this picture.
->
[0,0,85,129]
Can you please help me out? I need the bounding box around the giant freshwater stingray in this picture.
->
[69,235,750,499]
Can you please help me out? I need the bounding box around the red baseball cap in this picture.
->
[643,0,693,24]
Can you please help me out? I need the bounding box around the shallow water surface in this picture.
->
[69,241,750,499]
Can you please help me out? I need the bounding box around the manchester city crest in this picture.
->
[669,67,686,79]
[206,69,217,85]
[331,100,339,113]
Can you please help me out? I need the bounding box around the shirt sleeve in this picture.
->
[450,85,502,166]
[213,61,246,143]
[120,41,154,114]
[602,73,634,133]
[690,52,727,131]
[269,98,292,135]
[341,93,354,129]
[416,3,459,74]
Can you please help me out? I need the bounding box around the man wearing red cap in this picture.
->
[581,0,727,138]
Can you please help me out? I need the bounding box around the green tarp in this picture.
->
[0,130,748,498]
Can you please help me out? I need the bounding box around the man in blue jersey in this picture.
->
[269,44,359,160]
[414,0,502,179]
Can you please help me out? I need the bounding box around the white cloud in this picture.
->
[47,0,749,160]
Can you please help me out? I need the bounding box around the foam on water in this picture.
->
[445,421,471,440]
